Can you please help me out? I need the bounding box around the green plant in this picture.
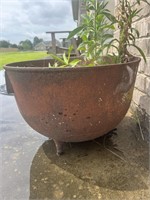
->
[49,0,149,67]
[49,46,80,68]
[68,0,116,65]
[112,0,149,63]
[68,0,149,65]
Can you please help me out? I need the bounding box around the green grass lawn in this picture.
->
[0,51,48,70]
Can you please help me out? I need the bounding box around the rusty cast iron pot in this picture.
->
[4,57,140,155]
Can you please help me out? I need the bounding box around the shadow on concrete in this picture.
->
[137,94,150,141]
[29,116,149,199]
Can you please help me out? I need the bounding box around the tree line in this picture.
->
[0,37,43,51]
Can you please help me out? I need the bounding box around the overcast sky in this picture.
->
[0,0,77,44]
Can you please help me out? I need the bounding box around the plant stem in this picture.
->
[94,0,98,62]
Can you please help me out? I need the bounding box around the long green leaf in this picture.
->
[103,11,117,23]
[67,45,73,62]
[63,53,68,64]
[130,44,147,63]
[49,54,65,64]
[131,28,140,38]
[128,33,136,42]
[68,26,84,40]
[69,59,80,67]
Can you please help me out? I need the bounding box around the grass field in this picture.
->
[0,51,48,70]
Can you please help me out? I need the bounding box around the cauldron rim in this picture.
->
[4,56,141,72]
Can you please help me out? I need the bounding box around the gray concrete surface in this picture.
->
[0,70,150,200]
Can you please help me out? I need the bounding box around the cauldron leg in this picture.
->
[53,139,64,156]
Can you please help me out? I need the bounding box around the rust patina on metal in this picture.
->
[4,57,140,155]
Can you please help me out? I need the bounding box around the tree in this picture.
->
[33,36,43,47]
[0,40,10,48]
[18,40,33,51]
[10,44,18,48]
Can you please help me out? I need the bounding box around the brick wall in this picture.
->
[115,0,150,138]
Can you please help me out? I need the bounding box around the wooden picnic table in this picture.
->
[46,31,79,56]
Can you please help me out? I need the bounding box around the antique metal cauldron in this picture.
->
[4,57,140,155]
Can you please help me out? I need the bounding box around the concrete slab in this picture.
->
[0,71,149,199]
